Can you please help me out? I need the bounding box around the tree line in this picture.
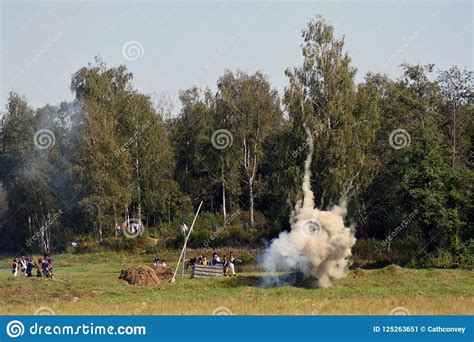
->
[0,17,472,267]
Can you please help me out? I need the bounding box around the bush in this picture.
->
[149,212,270,249]
[101,237,141,251]
[68,236,100,254]
[456,239,474,269]
[68,234,157,253]
[352,238,473,269]
[145,244,161,255]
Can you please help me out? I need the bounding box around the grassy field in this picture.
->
[1,251,473,315]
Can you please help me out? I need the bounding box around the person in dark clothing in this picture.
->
[41,258,49,277]
[35,262,42,277]
[26,259,34,277]
[211,252,221,266]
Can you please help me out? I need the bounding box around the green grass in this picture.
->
[1,251,472,315]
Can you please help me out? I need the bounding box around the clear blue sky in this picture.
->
[1,0,472,111]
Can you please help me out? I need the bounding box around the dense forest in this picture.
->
[0,17,472,268]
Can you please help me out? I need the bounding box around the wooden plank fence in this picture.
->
[191,264,223,278]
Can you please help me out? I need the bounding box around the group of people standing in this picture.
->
[210,251,239,276]
[12,254,53,279]
[186,251,240,276]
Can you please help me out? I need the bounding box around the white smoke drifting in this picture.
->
[262,125,356,288]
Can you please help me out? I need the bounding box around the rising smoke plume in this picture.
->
[262,125,356,288]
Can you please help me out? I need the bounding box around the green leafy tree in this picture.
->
[438,66,473,166]
[119,92,183,226]
[0,93,68,252]
[216,70,283,226]
[71,57,133,241]
[171,87,219,212]
[284,16,380,214]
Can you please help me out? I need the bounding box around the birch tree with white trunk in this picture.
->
[216,70,282,227]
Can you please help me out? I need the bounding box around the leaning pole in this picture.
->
[170,201,203,283]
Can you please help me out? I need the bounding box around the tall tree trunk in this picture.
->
[125,207,130,232]
[136,155,141,223]
[97,204,103,243]
[221,161,227,222]
[249,180,254,226]
[28,216,32,242]
[134,139,142,223]
[39,201,50,253]
[242,138,257,227]
[452,105,457,167]
[113,202,118,237]
[185,161,189,195]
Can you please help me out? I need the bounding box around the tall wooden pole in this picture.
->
[171,201,203,283]
[181,244,186,278]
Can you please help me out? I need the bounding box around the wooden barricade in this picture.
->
[191,264,223,278]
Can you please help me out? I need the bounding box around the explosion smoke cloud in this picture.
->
[262,125,356,288]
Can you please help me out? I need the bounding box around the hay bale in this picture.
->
[119,266,160,285]
[119,265,174,285]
